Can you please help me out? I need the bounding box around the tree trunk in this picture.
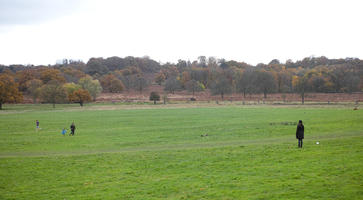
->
[0,102,2,110]
[53,103,55,108]
[154,100,156,104]
[243,91,246,98]
[221,92,224,100]
[301,92,305,105]
[264,91,267,98]
[80,101,83,106]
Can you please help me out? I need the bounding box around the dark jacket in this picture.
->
[296,125,304,139]
[70,124,76,131]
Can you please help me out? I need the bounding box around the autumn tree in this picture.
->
[15,69,36,92]
[132,74,148,94]
[149,91,160,104]
[68,89,92,106]
[63,82,81,102]
[114,71,130,91]
[190,68,209,87]
[63,82,81,93]
[154,72,166,85]
[343,72,360,93]
[327,66,347,92]
[255,71,277,98]
[100,74,124,93]
[85,58,109,76]
[0,74,23,109]
[311,76,326,92]
[61,67,87,83]
[78,76,103,101]
[164,77,182,94]
[236,70,255,98]
[185,80,204,96]
[210,75,233,100]
[40,68,66,84]
[40,80,67,108]
[26,79,43,103]
[119,66,141,76]
[272,68,292,93]
[103,56,125,71]
[292,75,308,104]
[161,66,179,80]
[116,66,142,90]
[180,71,191,88]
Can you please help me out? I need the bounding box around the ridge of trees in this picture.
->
[0,55,362,108]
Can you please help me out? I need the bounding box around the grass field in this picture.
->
[0,103,362,199]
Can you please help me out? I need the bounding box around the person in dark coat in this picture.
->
[70,122,76,136]
[296,120,304,148]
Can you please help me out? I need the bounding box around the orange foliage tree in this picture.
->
[0,74,23,109]
[68,89,92,106]
[154,72,166,85]
[40,68,66,84]
[15,69,36,92]
[26,79,43,103]
[61,68,87,83]
[100,74,124,93]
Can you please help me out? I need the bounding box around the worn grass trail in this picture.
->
[0,104,362,199]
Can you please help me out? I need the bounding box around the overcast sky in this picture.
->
[0,0,362,66]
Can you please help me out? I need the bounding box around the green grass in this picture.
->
[0,104,362,199]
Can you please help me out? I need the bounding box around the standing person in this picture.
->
[296,120,304,148]
[70,122,76,136]
[36,120,40,131]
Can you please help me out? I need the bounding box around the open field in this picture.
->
[0,103,362,199]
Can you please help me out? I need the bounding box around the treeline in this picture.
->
[0,56,362,108]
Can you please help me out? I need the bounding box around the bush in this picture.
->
[149,92,160,104]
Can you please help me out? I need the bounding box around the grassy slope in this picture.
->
[0,104,362,199]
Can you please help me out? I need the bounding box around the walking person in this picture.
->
[36,120,40,131]
[296,120,304,148]
[70,122,76,136]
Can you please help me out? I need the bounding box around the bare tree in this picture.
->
[185,80,204,96]
[164,77,182,94]
[294,76,308,104]
[132,74,148,94]
[237,70,254,98]
[210,75,233,100]
[255,71,277,98]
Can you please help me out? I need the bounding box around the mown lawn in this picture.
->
[0,104,362,199]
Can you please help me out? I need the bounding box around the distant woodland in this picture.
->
[0,56,362,108]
